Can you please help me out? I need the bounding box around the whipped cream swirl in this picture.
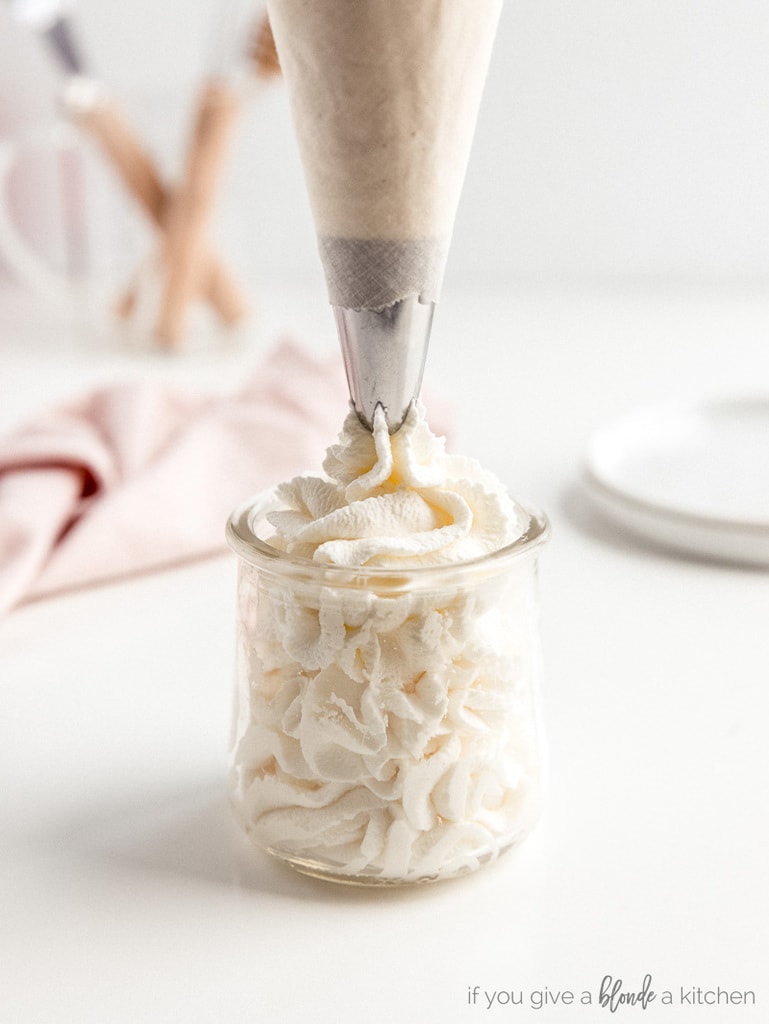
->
[267,402,525,567]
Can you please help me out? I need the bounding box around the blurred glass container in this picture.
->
[0,115,152,334]
[226,490,550,886]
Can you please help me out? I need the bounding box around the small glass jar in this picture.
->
[226,492,550,886]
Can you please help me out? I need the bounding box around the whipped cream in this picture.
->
[229,405,547,882]
[268,403,525,568]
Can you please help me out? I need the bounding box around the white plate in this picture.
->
[582,397,769,566]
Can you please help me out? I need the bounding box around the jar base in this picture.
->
[262,840,519,888]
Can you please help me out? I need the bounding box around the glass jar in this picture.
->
[226,492,550,886]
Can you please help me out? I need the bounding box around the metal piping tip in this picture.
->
[334,295,435,433]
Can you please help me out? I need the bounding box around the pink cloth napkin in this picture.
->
[0,340,351,615]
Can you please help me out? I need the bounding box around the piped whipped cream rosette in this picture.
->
[228,406,549,883]
[266,0,503,310]
[270,403,525,565]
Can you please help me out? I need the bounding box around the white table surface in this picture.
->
[1,279,767,1023]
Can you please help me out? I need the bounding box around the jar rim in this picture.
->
[226,488,549,589]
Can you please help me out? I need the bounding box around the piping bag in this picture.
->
[266,0,502,431]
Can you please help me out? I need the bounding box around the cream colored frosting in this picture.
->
[230,406,546,882]
[268,402,525,567]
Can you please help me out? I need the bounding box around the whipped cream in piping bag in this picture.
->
[228,407,548,883]
[266,0,503,309]
[267,0,503,433]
